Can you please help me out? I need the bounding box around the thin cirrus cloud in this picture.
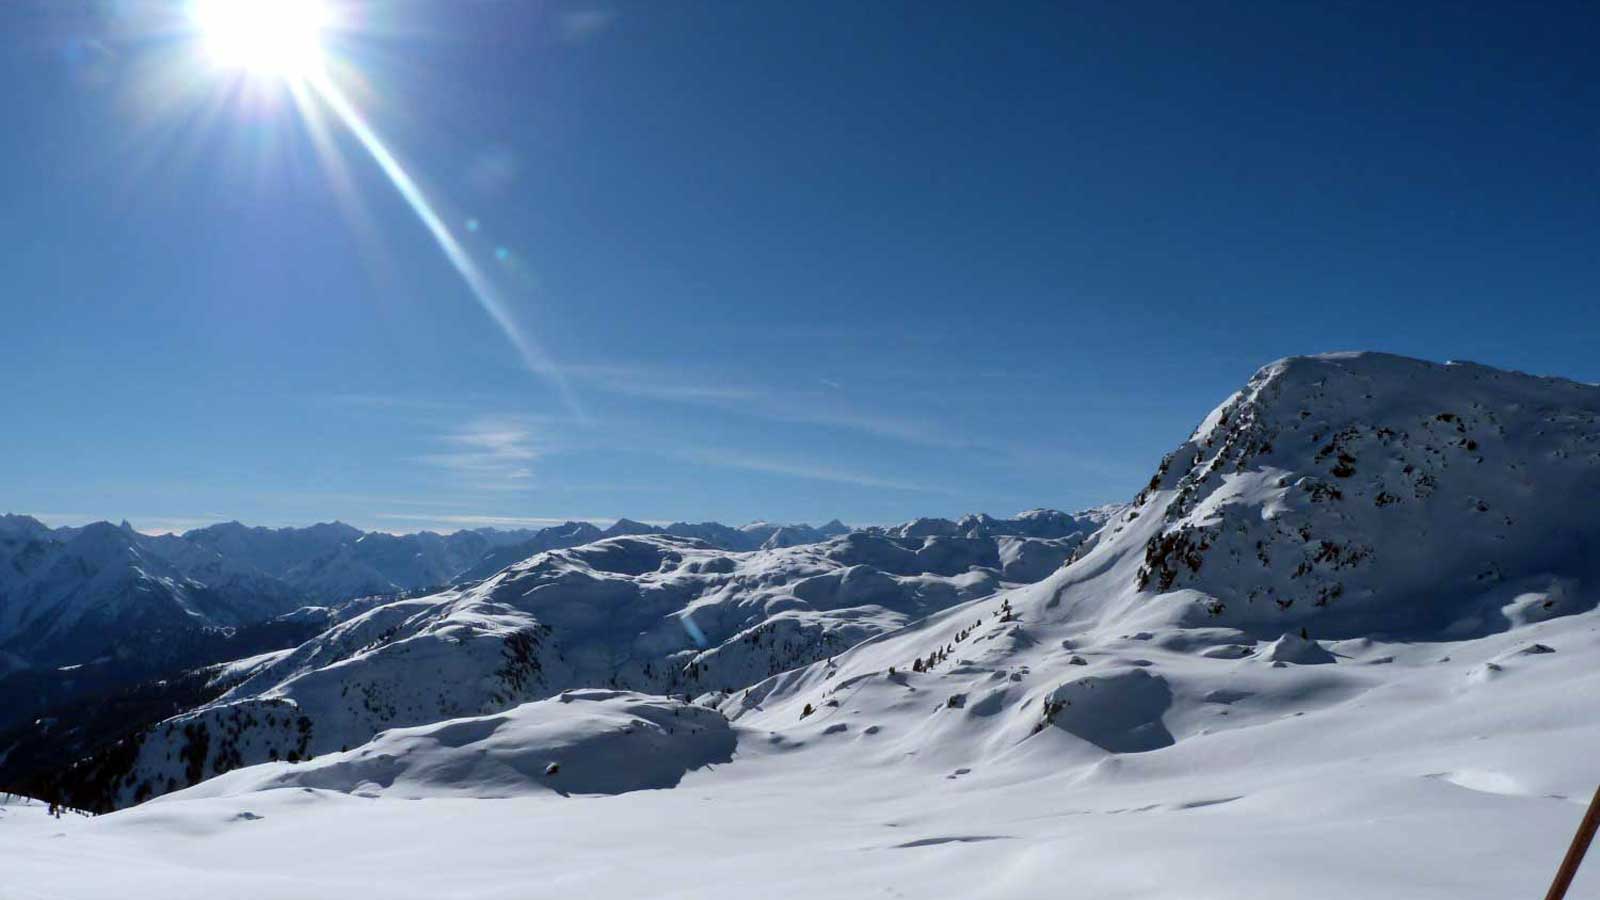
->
[564,363,770,404]
[372,512,658,530]
[404,410,951,497]
[327,367,962,451]
[30,513,232,535]
[415,418,543,491]
[680,448,957,495]
[566,363,1151,484]
[557,9,617,43]
[333,363,1113,501]
[566,363,975,449]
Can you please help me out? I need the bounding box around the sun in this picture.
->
[192,0,329,77]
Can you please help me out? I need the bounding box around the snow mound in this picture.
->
[1039,666,1174,752]
[1259,632,1336,665]
[173,691,734,800]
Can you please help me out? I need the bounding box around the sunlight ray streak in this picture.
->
[308,72,583,418]
[288,76,401,291]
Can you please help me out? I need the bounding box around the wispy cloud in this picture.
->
[318,393,581,432]
[567,363,975,449]
[324,366,968,453]
[416,418,543,491]
[31,513,230,535]
[321,393,472,413]
[759,405,977,450]
[129,516,234,535]
[373,512,665,530]
[681,449,957,495]
[566,364,767,403]
[566,363,1148,483]
[558,9,617,43]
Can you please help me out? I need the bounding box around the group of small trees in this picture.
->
[907,598,1019,674]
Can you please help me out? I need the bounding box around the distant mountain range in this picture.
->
[23,504,1115,809]
[0,506,1106,796]
[456,517,853,580]
[0,509,1107,677]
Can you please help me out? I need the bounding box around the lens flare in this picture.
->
[180,4,579,414]
[680,613,709,649]
[307,72,581,416]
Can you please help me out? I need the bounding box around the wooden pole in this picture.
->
[1546,785,1600,900]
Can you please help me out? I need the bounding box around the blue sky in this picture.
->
[2,1,1597,534]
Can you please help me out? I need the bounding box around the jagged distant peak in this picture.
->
[0,513,52,539]
[184,519,363,539]
[873,507,1116,542]
[66,519,142,547]
[602,517,660,533]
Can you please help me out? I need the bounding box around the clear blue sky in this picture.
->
[2,1,1596,533]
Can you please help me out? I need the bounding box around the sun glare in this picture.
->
[178,0,581,414]
[193,0,328,77]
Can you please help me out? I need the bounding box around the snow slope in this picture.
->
[174,689,734,800]
[723,354,1600,744]
[1108,351,1600,637]
[84,521,1094,808]
[6,353,1598,898]
[4,606,1597,899]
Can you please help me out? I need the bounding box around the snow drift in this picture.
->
[171,690,734,800]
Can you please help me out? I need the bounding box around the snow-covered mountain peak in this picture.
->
[1086,351,1600,639]
[717,352,1600,771]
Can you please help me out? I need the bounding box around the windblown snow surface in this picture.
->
[4,353,1599,899]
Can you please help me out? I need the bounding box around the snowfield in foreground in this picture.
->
[4,606,1597,899]
[5,353,1598,898]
